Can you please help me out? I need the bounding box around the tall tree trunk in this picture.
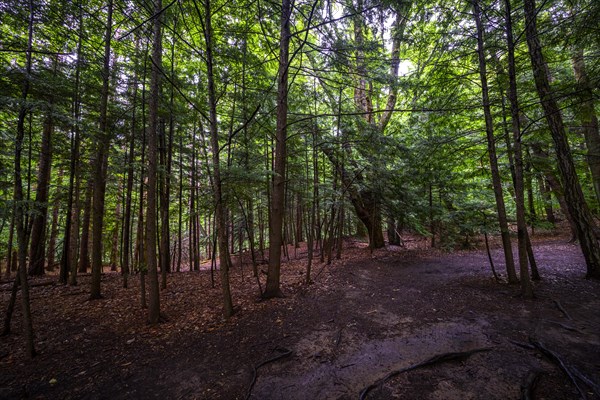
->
[502,0,533,296]
[122,41,139,289]
[472,0,518,284]
[524,0,600,279]
[306,130,316,284]
[200,0,234,315]
[28,111,54,276]
[110,189,122,271]
[264,0,292,299]
[46,170,62,272]
[13,0,36,358]
[78,179,92,273]
[159,23,177,289]
[90,0,114,299]
[5,212,15,279]
[62,0,84,285]
[145,0,163,324]
[176,124,183,272]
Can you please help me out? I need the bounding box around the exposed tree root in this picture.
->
[508,339,535,350]
[520,370,542,400]
[245,347,292,400]
[529,339,597,399]
[572,366,600,395]
[553,299,572,320]
[358,347,492,400]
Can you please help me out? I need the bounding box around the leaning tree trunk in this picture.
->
[524,0,600,279]
[472,0,518,284]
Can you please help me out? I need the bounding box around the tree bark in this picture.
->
[90,0,114,299]
[159,22,177,289]
[538,177,555,224]
[202,0,235,315]
[472,0,518,284]
[5,212,15,279]
[502,0,533,295]
[46,170,62,273]
[122,39,140,288]
[62,1,84,285]
[264,0,292,299]
[145,0,163,324]
[524,0,600,279]
[28,111,54,276]
[78,179,92,273]
[13,0,36,358]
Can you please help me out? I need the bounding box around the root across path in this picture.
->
[1,237,599,399]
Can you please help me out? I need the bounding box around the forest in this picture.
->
[0,0,599,398]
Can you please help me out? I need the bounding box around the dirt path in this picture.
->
[1,238,599,399]
[246,241,599,400]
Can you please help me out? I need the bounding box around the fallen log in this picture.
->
[359,347,492,400]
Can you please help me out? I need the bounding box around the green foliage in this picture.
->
[0,0,598,268]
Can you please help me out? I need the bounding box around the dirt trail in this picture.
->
[248,241,599,400]
[1,238,599,400]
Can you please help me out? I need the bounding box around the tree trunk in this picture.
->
[46,170,62,273]
[472,0,518,284]
[145,0,163,324]
[538,177,555,224]
[13,0,36,358]
[501,0,533,296]
[264,0,292,299]
[90,0,114,299]
[78,179,92,273]
[524,0,600,279]
[28,112,54,276]
[110,190,122,271]
[203,0,234,315]
[159,24,177,289]
[5,212,15,279]
[122,43,139,289]
[176,125,183,273]
[62,2,84,285]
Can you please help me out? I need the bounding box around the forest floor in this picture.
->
[1,231,599,400]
